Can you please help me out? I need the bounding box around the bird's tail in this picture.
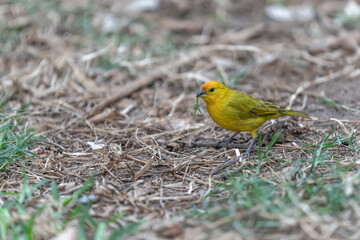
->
[284,110,311,119]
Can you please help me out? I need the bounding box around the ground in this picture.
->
[1,0,360,239]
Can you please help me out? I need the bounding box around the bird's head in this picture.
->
[196,81,228,104]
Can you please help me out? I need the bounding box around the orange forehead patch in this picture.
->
[201,81,223,91]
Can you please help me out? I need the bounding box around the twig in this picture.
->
[215,23,264,44]
[274,144,302,149]
[133,157,154,181]
[125,162,135,179]
[210,157,242,175]
[88,108,116,124]
[43,140,66,151]
[124,155,148,165]
[330,118,351,135]
[172,173,211,186]
[212,166,249,179]
[67,58,97,93]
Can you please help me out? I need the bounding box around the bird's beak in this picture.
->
[196,89,207,98]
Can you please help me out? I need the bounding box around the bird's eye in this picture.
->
[210,88,215,92]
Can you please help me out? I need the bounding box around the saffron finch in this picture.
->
[196,81,310,157]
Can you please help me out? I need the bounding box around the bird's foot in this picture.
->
[243,138,256,159]
[216,132,239,147]
[216,136,233,147]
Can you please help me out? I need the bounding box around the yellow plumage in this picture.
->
[196,81,310,156]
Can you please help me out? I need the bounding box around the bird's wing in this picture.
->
[248,100,285,116]
[226,92,285,119]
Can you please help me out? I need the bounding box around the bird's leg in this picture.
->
[217,132,239,147]
[243,137,256,159]
[224,132,240,143]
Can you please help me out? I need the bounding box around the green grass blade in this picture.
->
[317,97,360,113]
[257,131,281,175]
[184,97,206,120]
[109,222,141,240]
[0,92,43,171]
[94,222,107,240]
[310,130,334,174]
[219,72,226,85]
[257,132,263,160]
[62,175,95,206]
[51,181,59,201]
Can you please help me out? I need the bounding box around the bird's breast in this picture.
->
[206,101,265,132]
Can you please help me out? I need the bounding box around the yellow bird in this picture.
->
[196,81,310,157]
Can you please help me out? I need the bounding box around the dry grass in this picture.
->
[1,0,360,239]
